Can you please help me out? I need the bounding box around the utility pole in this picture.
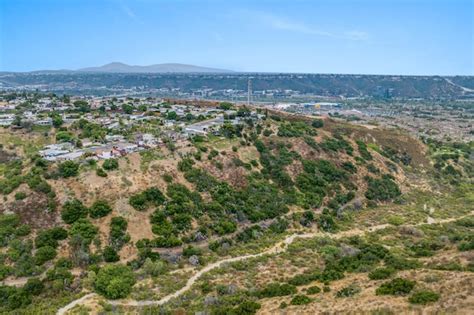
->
[247,77,252,106]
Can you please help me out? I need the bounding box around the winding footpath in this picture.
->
[56,212,473,314]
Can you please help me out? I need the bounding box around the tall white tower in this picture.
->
[247,77,252,106]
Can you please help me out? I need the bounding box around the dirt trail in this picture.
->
[56,293,97,315]
[56,212,473,313]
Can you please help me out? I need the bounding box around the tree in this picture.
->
[121,104,134,115]
[58,161,79,178]
[94,264,135,299]
[52,114,63,128]
[56,131,74,142]
[166,111,178,120]
[89,200,112,218]
[61,199,88,224]
[73,100,91,113]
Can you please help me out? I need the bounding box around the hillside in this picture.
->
[0,103,472,314]
[1,73,474,99]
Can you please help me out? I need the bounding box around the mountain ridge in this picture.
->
[78,62,234,73]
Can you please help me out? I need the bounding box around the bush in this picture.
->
[23,278,44,295]
[376,278,416,296]
[290,294,312,305]
[408,290,440,304]
[368,267,396,280]
[306,286,321,294]
[109,216,130,250]
[142,258,167,276]
[61,199,88,224]
[312,119,324,128]
[89,200,112,218]
[365,175,401,201]
[234,301,261,314]
[34,246,57,265]
[96,167,107,177]
[129,187,165,211]
[288,272,318,286]
[94,264,135,299]
[103,246,120,262]
[58,160,80,178]
[35,227,68,248]
[102,159,119,171]
[256,283,297,298]
[335,284,361,298]
[14,192,27,200]
[356,140,372,160]
[69,219,98,245]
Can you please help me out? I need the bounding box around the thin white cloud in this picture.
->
[255,12,368,41]
[119,1,144,24]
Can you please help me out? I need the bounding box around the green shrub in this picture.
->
[69,219,98,245]
[0,264,12,280]
[56,131,74,142]
[306,286,321,294]
[96,167,107,177]
[94,264,135,299]
[89,200,112,218]
[290,294,312,305]
[368,267,396,280]
[34,246,57,265]
[288,272,318,286]
[14,192,27,200]
[335,284,361,298]
[35,227,68,248]
[102,159,119,171]
[409,290,440,304]
[256,283,297,298]
[365,175,401,201]
[109,216,130,250]
[23,278,44,296]
[129,187,165,210]
[458,240,474,251]
[312,119,324,128]
[58,160,80,178]
[356,140,372,160]
[61,199,88,224]
[162,174,173,183]
[103,246,120,262]
[234,301,261,314]
[376,278,416,296]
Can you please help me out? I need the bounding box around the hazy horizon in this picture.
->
[1,0,473,75]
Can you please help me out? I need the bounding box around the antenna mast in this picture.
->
[247,77,252,106]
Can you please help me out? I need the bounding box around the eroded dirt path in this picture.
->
[56,212,473,313]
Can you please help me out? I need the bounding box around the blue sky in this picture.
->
[0,0,472,75]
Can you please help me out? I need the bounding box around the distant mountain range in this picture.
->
[78,62,233,73]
